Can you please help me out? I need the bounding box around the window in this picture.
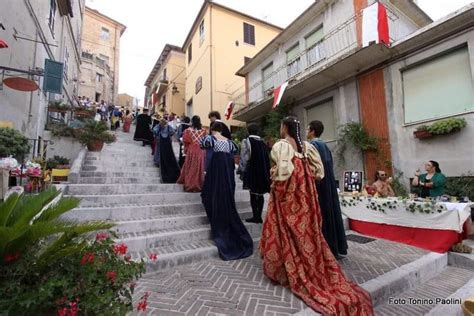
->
[162,94,166,108]
[306,99,336,141]
[99,54,109,62]
[243,23,255,45]
[162,68,167,81]
[195,76,202,94]
[306,26,325,66]
[286,44,300,78]
[188,44,192,64]
[262,63,274,94]
[96,73,103,83]
[244,56,251,65]
[199,20,205,45]
[100,27,110,41]
[48,0,57,36]
[402,47,474,124]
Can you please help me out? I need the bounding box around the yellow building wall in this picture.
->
[184,5,280,129]
[211,6,281,128]
[166,52,186,116]
[185,9,212,127]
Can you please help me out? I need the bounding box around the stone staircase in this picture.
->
[63,130,260,272]
[62,129,474,315]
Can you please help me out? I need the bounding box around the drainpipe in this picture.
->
[209,5,213,112]
[28,31,38,126]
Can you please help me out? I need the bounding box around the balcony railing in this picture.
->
[231,5,401,115]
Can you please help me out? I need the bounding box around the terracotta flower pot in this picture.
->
[87,140,104,152]
[414,130,433,139]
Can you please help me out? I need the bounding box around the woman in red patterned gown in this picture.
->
[177,115,207,192]
[260,116,373,316]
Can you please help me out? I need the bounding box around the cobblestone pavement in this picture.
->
[130,236,428,315]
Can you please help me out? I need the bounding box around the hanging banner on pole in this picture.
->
[272,81,289,109]
[224,101,235,120]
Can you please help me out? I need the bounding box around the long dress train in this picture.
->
[260,140,373,316]
[201,136,253,260]
[153,124,180,183]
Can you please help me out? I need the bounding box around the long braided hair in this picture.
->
[282,116,304,153]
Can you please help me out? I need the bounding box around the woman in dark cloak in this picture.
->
[177,116,191,168]
[200,122,253,261]
[153,119,180,183]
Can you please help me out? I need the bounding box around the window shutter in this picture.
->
[286,45,300,62]
[306,26,324,48]
[306,99,336,141]
[43,59,64,94]
[243,23,255,45]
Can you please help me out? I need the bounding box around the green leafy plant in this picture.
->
[231,127,249,154]
[415,125,429,132]
[0,189,146,314]
[77,120,116,146]
[0,128,31,160]
[427,118,467,135]
[445,172,474,200]
[49,122,76,138]
[391,169,409,197]
[336,122,379,160]
[48,101,72,111]
[261,103,290,141]
[46,156,70,170]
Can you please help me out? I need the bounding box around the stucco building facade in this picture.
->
[144,45,186,117]
[182,1,282,129]
[78,7,125,105]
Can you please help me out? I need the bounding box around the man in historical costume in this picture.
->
[307,120,348,258]
[133,108,153,146]
[208,111,232,140]
[237,123,271,224]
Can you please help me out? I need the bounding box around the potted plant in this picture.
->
[413,125,432,139]
[0,128,31,161]
[427,118,467,136]
[48,101,72,113]
[78,120,116,152]
[336,122,379,160]
[74,107,96,118]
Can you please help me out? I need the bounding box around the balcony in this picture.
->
[232,7,401,121]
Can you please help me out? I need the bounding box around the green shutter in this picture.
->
[287,44,300,62]
[262,64,274,91]
[43,59,64,94]
[306,26,324,48]
[403,47,474,124]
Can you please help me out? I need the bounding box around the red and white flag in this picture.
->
[224,101,235,120]
[362,2,389,47]
[272,81,289,109]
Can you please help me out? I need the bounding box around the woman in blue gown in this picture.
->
[153,119,180,183]
[200,122,253,260]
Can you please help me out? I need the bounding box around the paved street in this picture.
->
[131,236,428,315]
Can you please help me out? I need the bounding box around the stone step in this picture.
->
[375,266,474,315]
[131,239,261,272]
[114,208,253,234]
[84,160,157,168]
[426,278,474,316]
[67,183,184,195]
[79,171,160,178]
[81,165,159,172]
[69,190,249,207]
[118,221,262,252]
[63,200,252,221]
[77,176,162,184]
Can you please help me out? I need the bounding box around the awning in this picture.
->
[0,40,8,49]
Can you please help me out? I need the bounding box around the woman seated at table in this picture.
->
[412,160,446,198]
[372,170,395,197]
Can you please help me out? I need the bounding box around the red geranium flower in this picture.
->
[106,271,117,283]
[80,252,95,265]
[57,308,68,316]
[149,253,158,261]
[137,292,149,311]
[95,232,109,242]
[4,252,21,264]
[113,243,128,255]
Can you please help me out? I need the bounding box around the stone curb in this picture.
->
[426,278,474,316]
[293,252,448,315]
[68,147,87,184]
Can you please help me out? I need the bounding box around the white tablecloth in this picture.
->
[340,197,472,233]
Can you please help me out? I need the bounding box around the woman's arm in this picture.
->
[412,170,421,186]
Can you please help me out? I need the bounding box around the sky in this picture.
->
[85,0,473,104]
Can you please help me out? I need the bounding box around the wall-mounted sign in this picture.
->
[343,170,363,192]
[195,76,202,94]
[43,59,64,94]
